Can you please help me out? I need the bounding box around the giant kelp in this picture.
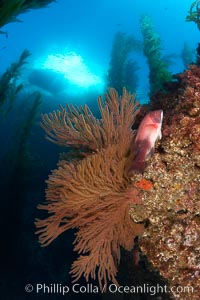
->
[123,59,140,94]
[0,0,55,29]
[0,90,42,296]
[140,15,172,95]
[186,0,200,30]
[12,92,42,179]
[0,49,30,115]
[107,32,142,95]
[181,42,195,68]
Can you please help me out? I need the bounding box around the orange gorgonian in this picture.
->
[36,88,144,288]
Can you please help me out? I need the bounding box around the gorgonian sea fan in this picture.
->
[36,88,144,288]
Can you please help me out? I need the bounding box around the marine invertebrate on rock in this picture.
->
[135,178,153,190]
[36,88,144,288]
[132,64,200,299]
[140,15,172,95]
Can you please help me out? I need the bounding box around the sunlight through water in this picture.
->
[40,51,104,89]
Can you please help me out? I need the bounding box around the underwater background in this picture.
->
[0,0,200,299]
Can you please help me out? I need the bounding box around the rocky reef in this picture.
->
[130,64,200,299]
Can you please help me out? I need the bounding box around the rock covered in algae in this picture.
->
[130,65,200,299]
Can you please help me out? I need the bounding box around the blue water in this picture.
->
[1,0,198,104]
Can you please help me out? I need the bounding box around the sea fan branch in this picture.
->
[36,145,144,287]
[41,88,140,152]
[36,88,143,288]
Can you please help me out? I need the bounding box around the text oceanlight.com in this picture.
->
[24,283,194,296]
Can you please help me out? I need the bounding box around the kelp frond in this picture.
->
[0,49,31,114]
[0,0,55,29]
[186,0,200,30]
[140,15,172,95]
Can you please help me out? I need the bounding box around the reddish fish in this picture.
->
[129,110,163,174]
